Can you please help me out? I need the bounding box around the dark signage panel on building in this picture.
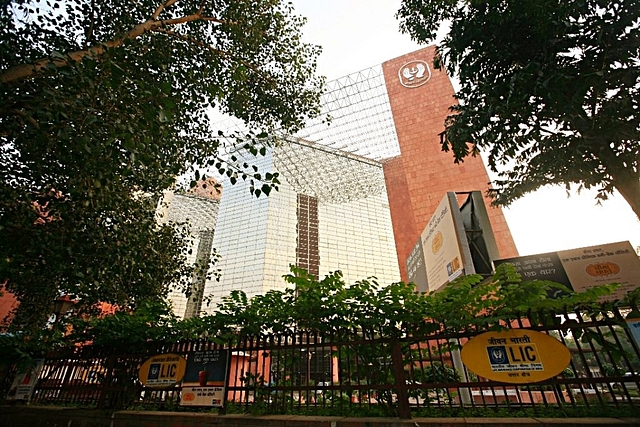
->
[494,252,571,288]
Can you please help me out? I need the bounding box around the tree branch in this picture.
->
[152,0,178,20]
[197,0,207,15]
[0,109,40,129]
[0,5,226,84]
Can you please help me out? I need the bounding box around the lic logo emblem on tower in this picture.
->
[398,59,431,88]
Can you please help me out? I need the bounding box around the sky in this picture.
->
[290,0,640,257]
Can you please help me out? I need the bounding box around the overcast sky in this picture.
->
[291,0,640,256]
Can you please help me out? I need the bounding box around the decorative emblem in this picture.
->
[488,347,508,364]
[431,231,443,254]
[398,59,431,88]
[586,262,621,277]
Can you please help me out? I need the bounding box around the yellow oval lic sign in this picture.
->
[461,329,570,384]
[138,353,187,388]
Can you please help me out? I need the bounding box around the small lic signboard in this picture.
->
[6,358,44,401]
[138,353,187,388]
[461,329,570,383]
[180,349,229,407]
[626,317,640,348]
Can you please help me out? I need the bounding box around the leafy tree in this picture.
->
[0,0,323,333]
[213,266,429,336]
[198,263,617,338]
[397,0,640,218]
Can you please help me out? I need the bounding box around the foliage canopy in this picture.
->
[60,264,618,351]
[0,0,323,333]
[397,0,640,218]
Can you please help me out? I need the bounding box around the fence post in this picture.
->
[391,339,411,419]
[97,353,115,409]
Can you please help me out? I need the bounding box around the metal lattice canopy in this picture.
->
[216,64,401,203]
[273,138,386,204]
[164,193,219,233]
[294,64,400,162]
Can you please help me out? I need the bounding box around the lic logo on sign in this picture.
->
[148,364,160,380]
[487,346,508,365]
[487,344,541,371]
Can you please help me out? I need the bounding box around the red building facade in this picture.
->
[381,46,519,280]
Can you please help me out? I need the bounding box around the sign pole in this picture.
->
[450,338,472,405]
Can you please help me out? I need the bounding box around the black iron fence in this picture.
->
[2,305,640,418]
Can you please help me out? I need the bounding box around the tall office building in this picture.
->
[1,47,517,321]
[381,46,519,279]
[167,45,518,315]
[158,179,221,318]
[201,139,400,310]
[295,45,519,281]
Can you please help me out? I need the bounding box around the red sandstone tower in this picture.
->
[381,46,519,281]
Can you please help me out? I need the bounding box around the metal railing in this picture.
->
[2,305,640,418]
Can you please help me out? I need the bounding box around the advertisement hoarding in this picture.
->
[558,242,640,300]
[407,191,500,293]
[180,349,229,407]
[138,354,187,388]
[421,193,465,291]
[6,358,44,401]
[495,241,640,301]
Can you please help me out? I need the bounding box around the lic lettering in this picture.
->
[508,345,537,363]
[159,364,177,378]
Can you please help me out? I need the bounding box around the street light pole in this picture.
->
[52,295,75,323]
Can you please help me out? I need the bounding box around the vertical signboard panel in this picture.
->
[459,192,501,276]
[406,238,428,292]
[421,193,467,292]
[6,359,44,401]
[407,191,498,292]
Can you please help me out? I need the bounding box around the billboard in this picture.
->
[180,349,229,407]
[407,192,499,292]
[493,251,571,288]
[138,354,187,388]
[6,359,44,401]
[461,330,571,384]
[495,241,640,301]
[421,194,466,291]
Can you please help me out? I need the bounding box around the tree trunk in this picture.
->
[614,176,640,222]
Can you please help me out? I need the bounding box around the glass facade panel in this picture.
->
[201,141,400,312]
[158,192,219,318]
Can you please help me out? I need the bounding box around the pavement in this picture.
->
[2,406,640,427]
